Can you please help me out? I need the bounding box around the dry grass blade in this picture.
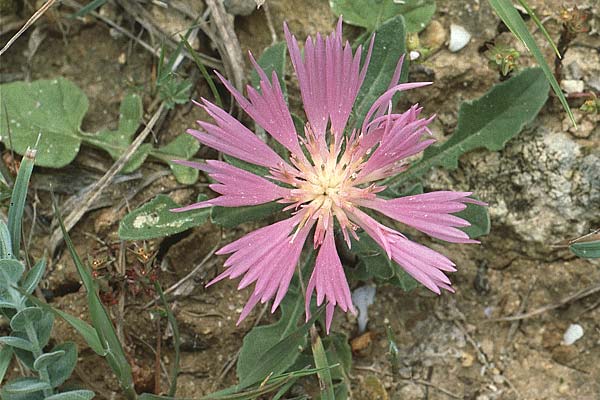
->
[0,0,57,57]
[205,0,245,91]
[49,103,166,254]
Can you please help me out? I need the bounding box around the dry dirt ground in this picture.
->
[1,0,599,399]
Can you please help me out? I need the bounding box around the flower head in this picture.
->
[174,19,485,333]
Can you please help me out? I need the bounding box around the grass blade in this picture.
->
[7,147,36,257]
[70,0,107,18]
[53,198,136,399]
[516,0,560,57]
[182,37,223,108]
[154,282,180,397]
[310,328,335,400]
[488,0,575,126]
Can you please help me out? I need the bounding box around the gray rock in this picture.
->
[563,47,600,92]
[224,0,257,16]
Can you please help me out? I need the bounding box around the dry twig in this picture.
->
[0,0,57,56]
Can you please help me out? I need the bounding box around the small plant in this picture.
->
[580,93,599,114]
[0,147,94,400]
[486,44,520,76]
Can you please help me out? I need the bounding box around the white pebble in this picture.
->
[560,79,584,94]
[449,24,471,52]
[409,50,421,61]
[352,285,376,333]
[563,324,584,345]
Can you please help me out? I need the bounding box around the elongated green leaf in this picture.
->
[0,221,13,259]
[21,258,46,295]
[353,16,407,127]
[1,377,52,393]
[155,282,180,397]
[0,345,13,384]
[387,67,549,187]
[56,205,135,396]
[44,390,96,400]
[0,336,34,352]
[515,0,560,57]
[488,0,574,126]
[310,331,335,400]
[7,147,35,256]
[119,194,210,240]
[330,0,435,33]
[237,309,323,390]
[455,198,490,239]
[237,287,305,382]
[24,293,105,355]
[182,38,223,108]
[70,0,107,17]
[570,240,600,259]
[211,202,282,228]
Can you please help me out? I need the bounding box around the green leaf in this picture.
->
[387,67,549,187]
[24,293,105,356]
[21,258,46,295]
[310,331,335,400]
[158,78,192,109]
[250,42,288,99]
[70,0,107,17]
[0,336,34,352]
[353,16,407,127]
[46,343,77,387]
[0,259,25,285]
[86,93,148,173]
[570,240,600,259]
[153,134,200,184]
[0,345,13,384]
[0,78,86,167]
[33,349,66,371]
[7,146,35,256]
[237,287,305,382]
[10,307,42,331]
[211,202,282,228]
[0,221,13,259]
[182,37,223,108]
[1,377,52,394]
[118,194,210,240]
[56,204,136,397]
[330,0,435,32]
[44,390,96,400]
[455,197,490,239]
[488,0,575,126]
[237,306,323,390]
[154,282,180,397]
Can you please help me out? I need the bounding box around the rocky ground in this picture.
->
[0,0,599,399]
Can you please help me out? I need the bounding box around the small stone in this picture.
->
[448,24,471,52]
[224,0,256,16]
[560,79,584,94]
[558,384,570,394]
[562,323,584,345]
[362,375,389,400]
[421,20,446,50]
[461,351,475,367]
[396,383,424,400]
[118,52,126,65]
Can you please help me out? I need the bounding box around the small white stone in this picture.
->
[352,285,376,334]
[563,323,584,345]
[409,50,421,61]
[560,79,584,94]
[448,24,471,52]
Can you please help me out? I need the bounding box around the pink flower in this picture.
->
[174,19,485,333]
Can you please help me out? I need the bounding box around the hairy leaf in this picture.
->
[119,194,210,240]
[387,67,549,187]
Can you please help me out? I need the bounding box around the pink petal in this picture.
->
[305,226,355,333]
[188,99,286,169]
[349,208,457,294]
[171,160,289,211]
[207,214,313,324]
[358,192,484,243]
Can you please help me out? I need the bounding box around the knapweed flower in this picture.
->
[174,19,484,333]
